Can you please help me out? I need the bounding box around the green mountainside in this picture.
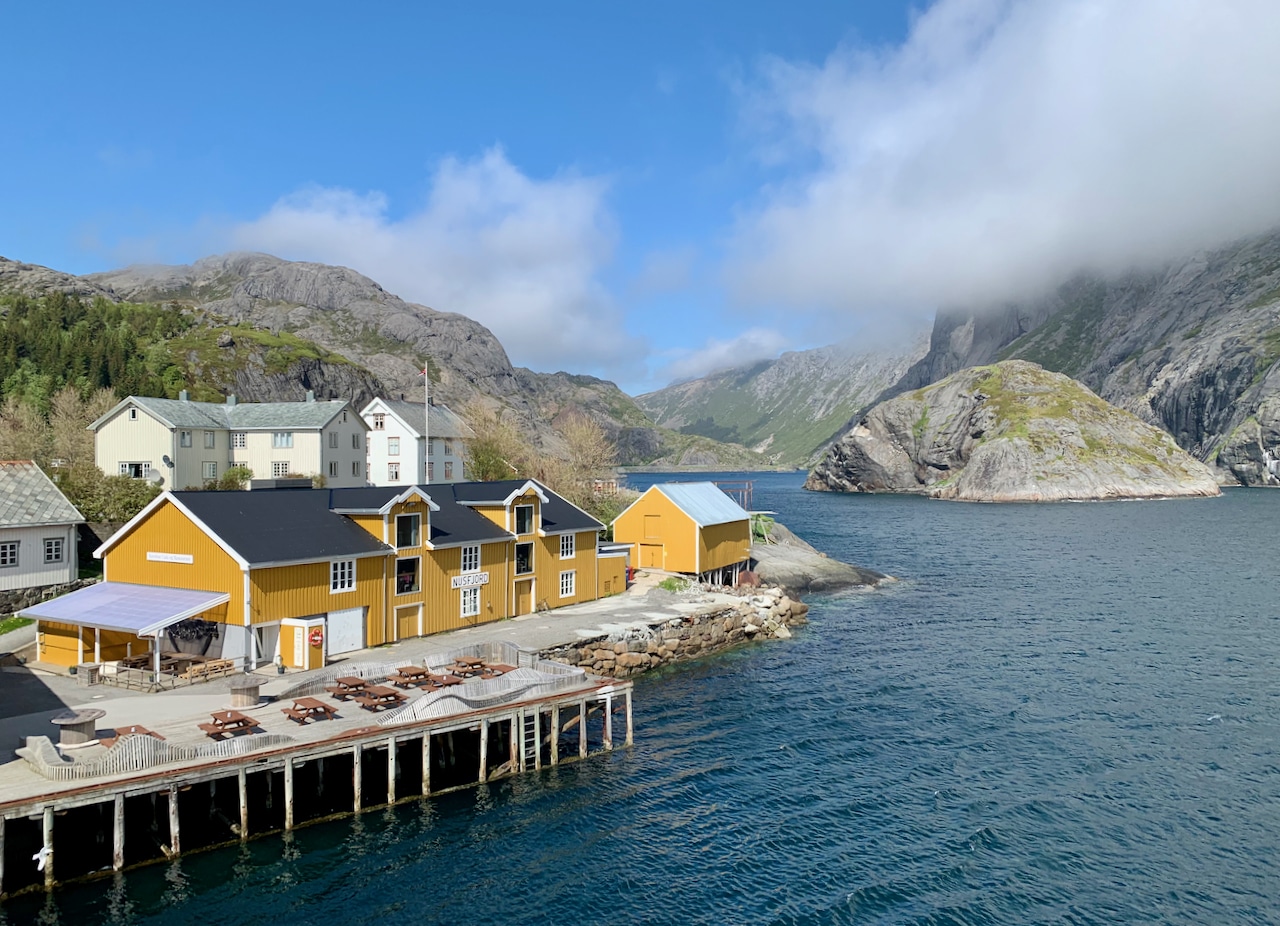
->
[637,339,926,467]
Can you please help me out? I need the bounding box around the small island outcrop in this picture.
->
[805,360,1221,502]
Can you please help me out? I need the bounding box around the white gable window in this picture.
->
[515,504,534,535]
[396,513,421,548]
[232,432,247,448]
[560,534,575,559]
[43,538,63,564]
[272,432,293,449]
[128,408,138,421]
[179,430,192,448]
[331,559,355,592]
[461,586,480,618]
[461,544,480,573]
[119,462,151,479]
[559,570,575,598]
[373,414,385,430]
[273,461,290,478]
[0,541,17,567]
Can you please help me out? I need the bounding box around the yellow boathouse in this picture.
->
[611,482,751,585]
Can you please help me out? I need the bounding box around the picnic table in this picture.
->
[388,665,432,688]
[354,685,408,711]
[100,725,164,748]
[198,709,259,738]
[281,697,339,724]
[324,676,369,700]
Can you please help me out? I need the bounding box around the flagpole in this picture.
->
[422,360,430,484]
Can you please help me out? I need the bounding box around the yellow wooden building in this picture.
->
[25,478,609,670]
[612,482,752,584]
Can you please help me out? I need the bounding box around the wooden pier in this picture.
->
[0,645,633,898]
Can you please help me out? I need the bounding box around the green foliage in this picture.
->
[751,513,775,542]
[657,576,690,593]
[0,615,34,634]
[911,406,929,443]
[216,465,254,490]
[57,469,163,522]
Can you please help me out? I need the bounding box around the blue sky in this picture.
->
[7,2,1280,394]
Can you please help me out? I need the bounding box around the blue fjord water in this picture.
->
[10,473,1280,925]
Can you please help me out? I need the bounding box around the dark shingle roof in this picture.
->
[451,479,602,534]
[328,486,512,548]
[172,490,388,566]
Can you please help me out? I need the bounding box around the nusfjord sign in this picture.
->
[451,572,490,589]
[146,551,194,564]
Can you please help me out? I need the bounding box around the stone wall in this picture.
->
[0,578,99,618]
[542,586,809,679]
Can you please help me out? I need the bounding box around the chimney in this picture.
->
[178,389,189,402]
[226,395,237,406]
[306,390,315,403]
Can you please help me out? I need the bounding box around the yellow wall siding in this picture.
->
[248,556,382,626]
[613,491,699,573]
[472,505,507,530]
[349,513,387,543]
[598,555,627,597]
[38,620,82,667]
[104,500,247,624]
[97,629,142,663]
[699,521,751,573]
[543,530,599,606]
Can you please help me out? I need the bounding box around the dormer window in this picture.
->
[396,513,421,548]
[514,504,534,535]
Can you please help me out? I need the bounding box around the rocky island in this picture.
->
[806,360,1221,502]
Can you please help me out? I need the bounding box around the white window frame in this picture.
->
[179,430,192,448]
[352,433,361,450]
[373,414,385,430]
[329,431,338,448]
[232,432,247,449]
[443,462,453,480]
[272,432,293,449]
[352,460,362,477]
[43,538,63,564]
[461,544,480,573]
[329,461,338,477]
[515,504,534,535]
[427,462,434,481]
[560,534,575,559]
[444,440,454,455]
[461,586,480,618]
[396,513,421,548]
[388,436,400,456]
[203,461,217,481]
[119,462,151,479]
[128,408,138,421]
[559,570,575,598]
[515,541,534,576]
[204,431,216,449]
[330,559,355,593]
[0,541,17,567]
[273,461,290,478]
[388,462,400,482]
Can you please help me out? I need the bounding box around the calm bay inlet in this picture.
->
[8,472,1280,925]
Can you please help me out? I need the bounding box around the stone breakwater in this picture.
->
[542,586,810,678]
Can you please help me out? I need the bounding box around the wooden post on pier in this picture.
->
[0,813,6,895]
[284,758,295,830]
[579,700,589,758]
[112,793,125,870]
[604,695,613,751]
[167,786,180,856]
[509,714,519,770]
[352,744,363,812]
[533,710,542,770]
[550,705,560,766]
[625,690,634,747]
[421,735,431,795]
[387,736,397,803]
[238,767,249,839]
[478,720,489,783]
[42,806,54,887]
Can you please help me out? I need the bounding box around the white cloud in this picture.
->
[233,147,637,375]
[657,327,790,384]
[630,246,698,297]
[729,0,1280,316]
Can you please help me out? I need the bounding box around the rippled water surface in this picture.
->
[10,475,1280,925]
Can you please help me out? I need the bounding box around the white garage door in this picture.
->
[326,607,366,656]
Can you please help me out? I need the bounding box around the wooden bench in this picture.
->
[182,658,235,681]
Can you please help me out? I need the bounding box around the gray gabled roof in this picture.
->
[652,482,749,527]
[365,399,475,440]
[0,461,84,527]
[89,396,358,432]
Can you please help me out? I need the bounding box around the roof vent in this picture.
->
[178,389,189,402]
[306,390,315,403]
[226,395,237,406]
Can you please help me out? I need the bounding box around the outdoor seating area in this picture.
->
[281,698,339,724]
[353,686,408,712]
[98,725,164,749]
[197,710,260,739]
[99,652,239,692]
[444,656,513,680]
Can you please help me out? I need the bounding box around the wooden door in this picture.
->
[515,579,533,616]
[396,605,420,641]
[641,544,663,568]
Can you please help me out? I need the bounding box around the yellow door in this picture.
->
[396,605,420,640]
[641,544,663,568]
[515,579,533,616]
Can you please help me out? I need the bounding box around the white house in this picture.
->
[89,391,371,489]
[361,398,474,486]
[0,461,84,592]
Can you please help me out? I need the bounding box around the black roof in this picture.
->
[173,490,388,565]
[449,479,603,534]
[328,485,512,548]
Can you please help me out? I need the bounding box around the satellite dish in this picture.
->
[147,470,164,485]
[162,455,173,468]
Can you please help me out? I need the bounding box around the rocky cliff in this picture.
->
[806,361,1221,502]
[865,231,1280,485]
[637,338,927,467]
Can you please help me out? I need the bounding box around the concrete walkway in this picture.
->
[0,571,739,764]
